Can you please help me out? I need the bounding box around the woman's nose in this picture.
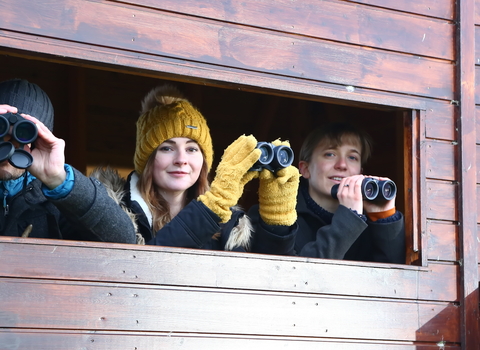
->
[174,151,188,165]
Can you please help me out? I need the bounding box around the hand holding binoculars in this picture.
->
[331,177,397,203]
[250,142,295,172]
[0,112,38,169]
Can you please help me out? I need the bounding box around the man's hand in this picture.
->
[0,104,17,114]
[21,114,66,190]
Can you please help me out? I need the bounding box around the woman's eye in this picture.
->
[324,152,335,157]
[187,147,199,153]
[159,146,173,152]
[349,155,359,161]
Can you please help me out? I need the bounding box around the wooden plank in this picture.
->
[0,32,428,111]
[0,278,460,342]
[0,329,462,350]
[474,65,480,104]
[478,224,480,256]
[0,240,458,302]
[0,0,454,100]
[125,0,454,59]
[427,220,458,262]
[425,100,455,141]
[425,140,456,181]
[457,0,480,347]
[477,145,480,183]
[425,180,457,221]
[476,0,480,24]
[349,0,454,19]
[478,185,480,221]
[477,107,480,143]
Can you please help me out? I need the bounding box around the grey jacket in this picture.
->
[0,167,136,243]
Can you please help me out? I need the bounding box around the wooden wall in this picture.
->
[0,0,478,348]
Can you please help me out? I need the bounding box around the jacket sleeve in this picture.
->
[147,200,222,248]
[248,204,298,255]
[366,212,406,264]
[50,168,137,244]
[298,205,368,259]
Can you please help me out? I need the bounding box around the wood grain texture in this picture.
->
[0,240,457,302]
[349,0,454,19]
[426,220,458,262]
[123,0,455,59]
[425,180,457,221]
[425,140,456,181]
[477,108,480,143]
[0,277,460,342]
[0,0,454,100]
[425,100,455,141]
[0,329,462,349]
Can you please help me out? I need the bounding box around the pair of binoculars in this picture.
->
[331,178,397,202]
[250,142,294,172]
[0,113,38,169]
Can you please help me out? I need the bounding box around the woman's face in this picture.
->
[299,136,363,204]
[152,137,204,196]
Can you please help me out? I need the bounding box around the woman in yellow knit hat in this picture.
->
[120,84,264,250]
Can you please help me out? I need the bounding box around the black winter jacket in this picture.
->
[0,168,136,243]
[250,181,405,264]
[123,172,252,251]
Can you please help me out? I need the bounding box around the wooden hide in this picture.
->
[0,0,478,348]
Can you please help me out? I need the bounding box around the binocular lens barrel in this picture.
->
[0,113,38,144]
[251,142,294,172]
[378,180,396,201]
[13,121,38,144]
[256,142,275,166]
[0,113,37,169]
[331,178,397,202]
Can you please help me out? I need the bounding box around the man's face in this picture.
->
[0,159,25,181]
[299,137,363,204]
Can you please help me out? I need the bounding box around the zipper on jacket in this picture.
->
[3,189,9,216]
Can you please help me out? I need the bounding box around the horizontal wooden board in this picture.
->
[127,0,454,59]
[425,140,456,181]
[427,220,458,262]
[477,108,480,144]
[477,0,480,24]
[425,180,457,221]
[425,100,455,141]
[0,0,454,100]
[477,145,480,183]
[475,65,480,104]
[0,32,429,111]
[478,225,480,257]
[0,329,461,350]
[0,240,457,302]
[0,278,460,343]
[350,0,454,20]
[478,186,480,222]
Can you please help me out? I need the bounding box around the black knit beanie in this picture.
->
[0,79,54,131]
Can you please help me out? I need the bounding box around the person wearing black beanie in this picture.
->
[0,78,136,243]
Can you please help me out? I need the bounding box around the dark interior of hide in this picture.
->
[0,54,403,213]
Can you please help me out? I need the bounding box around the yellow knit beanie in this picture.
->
[134,85,213,174]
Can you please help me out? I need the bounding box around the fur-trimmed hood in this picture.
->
[91,167,253,251]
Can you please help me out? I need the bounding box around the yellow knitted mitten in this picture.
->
[198,135,261,223]
[258,139,300,226]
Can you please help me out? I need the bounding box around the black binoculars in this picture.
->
[251,142,294,172]
[331,178,397,202]
[0,112,38,169]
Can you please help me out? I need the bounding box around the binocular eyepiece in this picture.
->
[331,178,397,202]
[251,142,294,172]
[0,112,38,169]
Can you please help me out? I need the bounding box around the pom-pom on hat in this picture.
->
[0,78,54,131]
[134,85,213,174]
